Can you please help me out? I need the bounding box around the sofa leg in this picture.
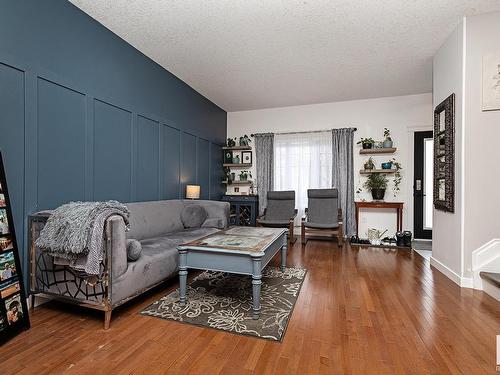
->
[338,224,344,246]
[104,310,112,330]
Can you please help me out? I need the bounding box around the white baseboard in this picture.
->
[430,256,472,288]
[26,294,50,310]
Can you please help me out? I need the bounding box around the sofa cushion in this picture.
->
[126,239,142,261]
[181,204,208,228]
[126,200,185,240]
[111,227,219,304]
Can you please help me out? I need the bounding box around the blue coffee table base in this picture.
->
[177,231,287,319]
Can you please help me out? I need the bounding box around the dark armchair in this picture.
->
[301,188,343,245]
[256,191,297,246]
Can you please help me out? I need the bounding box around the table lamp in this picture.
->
[186,185,200,199]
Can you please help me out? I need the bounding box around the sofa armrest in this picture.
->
[105,215,128,279]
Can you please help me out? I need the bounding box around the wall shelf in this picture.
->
[222,180,253,185]
[359,147,397,155]
[222,146,252,151]
[223,163,252,168]
[360,169,396,174]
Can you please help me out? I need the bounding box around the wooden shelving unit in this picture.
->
[359,147,397,155]
[222,146,252,151]
[360,169,396,174]
[223,163,252,168]
[222,180,253,185]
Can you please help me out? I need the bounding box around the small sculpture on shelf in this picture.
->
[364,157,375,170]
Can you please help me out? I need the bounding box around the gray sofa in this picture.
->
[30,199,229,329]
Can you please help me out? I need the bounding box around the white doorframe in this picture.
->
[407,125,433,241]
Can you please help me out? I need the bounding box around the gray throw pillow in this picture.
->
[126,239,142,262]
[181,204,208,228]
[201,217,224,229]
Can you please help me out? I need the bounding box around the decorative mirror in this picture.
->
[433,93,455,212]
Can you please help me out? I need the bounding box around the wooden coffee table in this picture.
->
[177,226,288,319]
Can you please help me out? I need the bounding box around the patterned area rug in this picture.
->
[141,267,307,341]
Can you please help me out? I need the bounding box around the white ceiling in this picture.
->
[69,0,500,112]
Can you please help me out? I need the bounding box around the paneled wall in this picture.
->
[0,0,227,289]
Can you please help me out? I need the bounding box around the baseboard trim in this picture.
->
[430,256,472,288]
[26,294,51,310]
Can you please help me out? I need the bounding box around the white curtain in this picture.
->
[274,131,332,224]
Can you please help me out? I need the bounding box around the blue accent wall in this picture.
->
[0,0,227,288]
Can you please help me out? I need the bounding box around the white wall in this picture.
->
[463,12,500,277]
[431,20,465,278]
[227,93,432,237]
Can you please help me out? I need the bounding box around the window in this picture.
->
[274,131,332,223]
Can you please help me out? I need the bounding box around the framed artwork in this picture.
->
[241,151,252,164]
[0,150,30,344]
[482,54,500,111]
[224,150,233,164]
[433,94,455,213]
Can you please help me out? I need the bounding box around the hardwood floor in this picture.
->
[1,241,499,374]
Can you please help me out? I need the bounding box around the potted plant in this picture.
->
[364,157,375,170]
[383,128,393,148]
[239,135,251,146]
[363,173,388,200]
[227,137,236,147]
[239,170,252,181]
[390,158,403,196]
[357,137,375,149]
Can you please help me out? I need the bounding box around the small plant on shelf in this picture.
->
[357,137,375,149]
[239,135,251,146]
[383,128,393,148]
[226,137,237,147]
[364,157,375,170]
[363,173,388,200]
[239,170,252,181]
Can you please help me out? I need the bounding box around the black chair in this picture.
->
[256,191,297,247]
[301,188,343,245]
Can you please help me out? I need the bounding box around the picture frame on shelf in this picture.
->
[241,151,252,164]
[224,150,233,164]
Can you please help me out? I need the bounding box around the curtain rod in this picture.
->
[251,128,357,137]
